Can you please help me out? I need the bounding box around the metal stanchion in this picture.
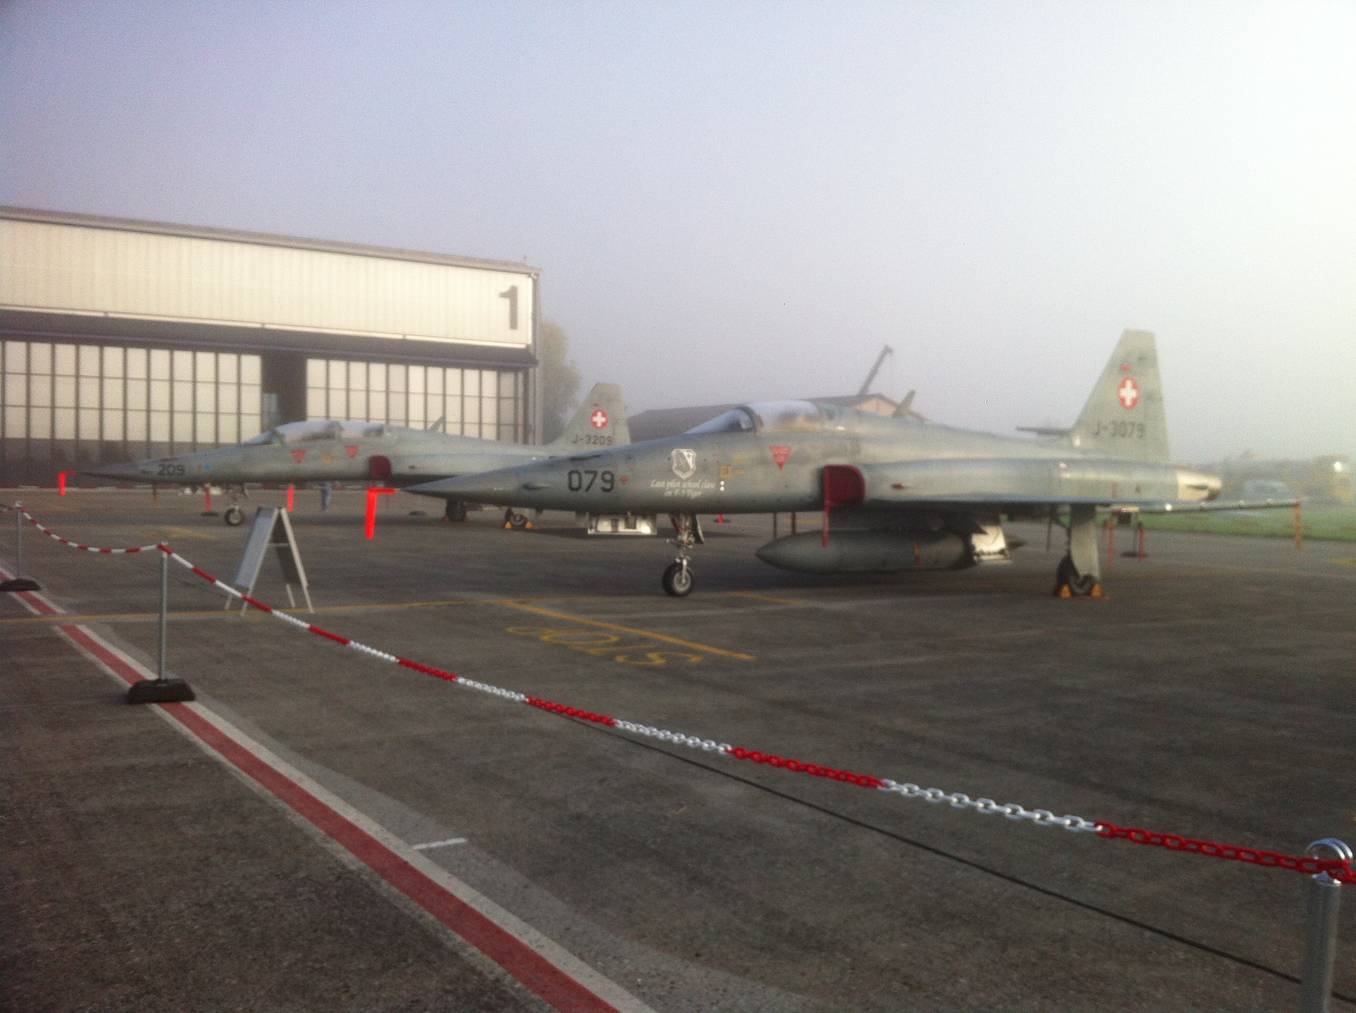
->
[127,549,195,704]
[1,502,41,592]
[1301,837,1351,1013]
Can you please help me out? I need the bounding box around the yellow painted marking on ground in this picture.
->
[0,597,481,626]
[1334,558,1356,567]
[724,590,812,606]
[493,600,755,661]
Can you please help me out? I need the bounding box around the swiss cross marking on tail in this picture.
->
[590,409,608,429]
[1117,377,1140,410]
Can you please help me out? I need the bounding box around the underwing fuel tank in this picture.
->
[755,530,970,574]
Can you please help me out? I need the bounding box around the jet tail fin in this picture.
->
[548,382,630,449]
[1068,329,1169,462]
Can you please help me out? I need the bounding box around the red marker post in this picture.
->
[287,484,296,512]
[57,471,67,496]
[365,487,397,540]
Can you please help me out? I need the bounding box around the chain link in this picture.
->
[879,780,1099,832]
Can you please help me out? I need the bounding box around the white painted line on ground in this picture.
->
[414,837,469,850]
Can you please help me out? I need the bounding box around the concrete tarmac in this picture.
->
[2,489,1353,1011]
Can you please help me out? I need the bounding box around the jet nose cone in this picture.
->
[83,461,146,482]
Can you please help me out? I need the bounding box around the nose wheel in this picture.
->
[223,505,245,526]
[662,513,704,597]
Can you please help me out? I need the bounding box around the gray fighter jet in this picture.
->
[409,332,1225,596]
[87,382,629,526]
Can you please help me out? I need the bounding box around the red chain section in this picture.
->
[397,658,458,683]
[728,747,885,788]
[1097,822,1356,883]
[526,697,618,728]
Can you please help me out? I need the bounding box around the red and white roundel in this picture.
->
[1117,377,1141,410]
[590,408,609,429]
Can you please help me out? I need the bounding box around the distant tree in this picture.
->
[539,319,581,442]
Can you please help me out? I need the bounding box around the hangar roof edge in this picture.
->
[0,205,541,277]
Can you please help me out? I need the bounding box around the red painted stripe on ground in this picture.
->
[42,616,621,1013]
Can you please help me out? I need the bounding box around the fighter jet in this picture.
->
[408,332,1224,596]
[86,382,629,526]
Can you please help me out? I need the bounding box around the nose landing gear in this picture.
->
[662,513,704,597]
[1052,504,1103,597]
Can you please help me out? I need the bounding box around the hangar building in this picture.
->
[0,207,541,486]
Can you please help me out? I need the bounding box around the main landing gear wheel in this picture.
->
[445,499,468,523]
[504,509,530,530]
[1054,554,1098,597]
[223,505,245,526]
[662,562,694,597]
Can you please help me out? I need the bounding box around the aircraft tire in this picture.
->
[507,511,529,530]
[445,499,468,523]
[223,506,245,526]
[662,562,694,597]
[1054,554,1097,596]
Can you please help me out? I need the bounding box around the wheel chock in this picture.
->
[1057,584,1072,599]
[502,521,512,530]
[524,521,535,530]
[127,679,196,704]
[1091,584,1104,598]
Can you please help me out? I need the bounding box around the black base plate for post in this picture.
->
[0,577,41,592]
[127,679,196,704]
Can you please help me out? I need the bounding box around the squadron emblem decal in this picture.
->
[670,448,697,480]
[1117,377,1141,410]
[769,444,793,470]
[290,449,307,463]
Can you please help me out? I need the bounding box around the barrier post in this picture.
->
[126,548,195,704]
[1301,837,1350,1013]
[1,502,41,592]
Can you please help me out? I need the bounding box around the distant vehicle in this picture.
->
[410,331,1227,597]
[86,383,629,526]
[1212,456,1352,505]
[1238,479,1296,502]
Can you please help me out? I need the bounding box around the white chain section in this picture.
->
[878,781,1099,833]
[612,720,732,754]
[21,506,1101,838]
[18,507,161,554]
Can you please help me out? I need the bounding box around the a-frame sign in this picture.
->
[228,507,313,613]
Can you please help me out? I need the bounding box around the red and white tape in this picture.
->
[12,504,1355,886]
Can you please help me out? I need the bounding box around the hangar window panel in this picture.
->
[218,383,238,413]
[427,368,443,397]
[103,346,124,377]
[127,348,147,379]
[480,394,497,437]
[102,410,124,441]
[127,411,147,442]
[195,352,216,383]
[241,384,261,420]
[31,375,50,407]
[196,414,215,444]
[218,354,238,383]
[349,388,367,418]
[102,377,124,409]
[5,341,27,372]
[327,360,346,389]
[195,382,216,413]
[78,408,99,440]
[409,366,425,396]
[368,363,386,390]
[241,356,261,385]
[4,407,25,438]
[172,381,193,411]
[4,373,25,406]
[307,388,326,418]
[388,364,406,393]
[172,351,192,382]
[79,345,100,377]
[55,407,76,439]
[55,344,76,375]
[369,389,386,420]
[55,376,76,408]
[329,388,348,417]
[30,342,52,374]
[219,414,239,444]
[444,393,461,427]
[464,370,479,399]
[150,349,170,380]
[347,361,366,393]
[150,378,169,406]
[172,412,192,443]
[150,412,170,441]
[29,407,51,439]
[388,390,407,426]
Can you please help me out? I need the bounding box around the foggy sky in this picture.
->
[2,1,1352,462]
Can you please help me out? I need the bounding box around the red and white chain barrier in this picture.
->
[10,504,1355,886]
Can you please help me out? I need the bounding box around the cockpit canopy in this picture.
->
[686,400,834,435]
[243,420,391,446]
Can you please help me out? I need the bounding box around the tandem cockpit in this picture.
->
[686,400,842,436]
[242,420,395,447]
